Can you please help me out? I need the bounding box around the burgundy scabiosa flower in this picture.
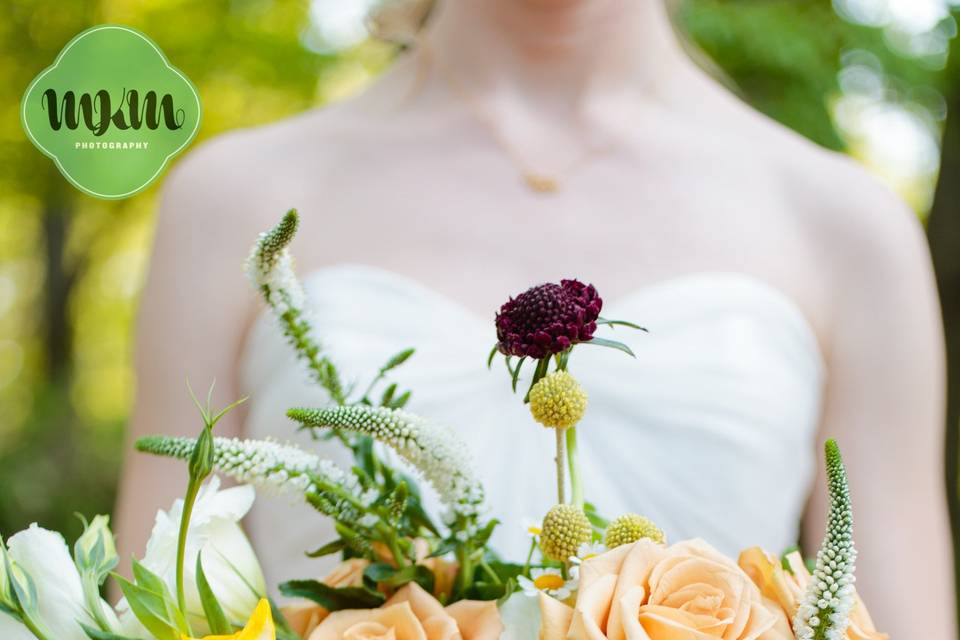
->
[495,279,603,359]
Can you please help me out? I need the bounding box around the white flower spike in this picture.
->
[794,440,857,640]
[288,405,485,518]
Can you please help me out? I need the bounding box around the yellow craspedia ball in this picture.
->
[529,370,587,430]
[540,504,592,562]
[604,513,666,548]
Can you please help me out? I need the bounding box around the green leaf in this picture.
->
[473,519,500,547]
[596,317,648,331]
[278,580,385,611]
[268,597,302,640]
[405,496,440,537]
[114,575,181,640]
[80,623,143,640]
[388,391,411,409]
[582,337,636,357]
[380,383,397,407]
[306,539,347,559]
[511,357,526,393]
[523,357,551,403]
[583,502,609,529]
[464,580,510,601]
[354,436,377,478]
[399,565,435,593]
[486,345,498,369]
[363,562,397,583]
[196,552,231,635]
[497,577,517,606]
[365,563,434,593]
[380,348,415,373]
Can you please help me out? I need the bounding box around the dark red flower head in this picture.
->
[495,279,603,359]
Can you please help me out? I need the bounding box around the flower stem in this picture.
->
[20,614,50,640]
[479,560,502,585]
[522,538,537,576]
[176,477,201,618]
[456,544,474,596]
[378,526,408,568]
[82,573,113,631]
[555,428,567,504]
[566,427,583,509]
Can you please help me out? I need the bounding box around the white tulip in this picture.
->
[6,524,118,640]
[120,477,266,635]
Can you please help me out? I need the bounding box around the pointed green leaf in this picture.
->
[305,539,346,559]
[268,597,302,640]
[388,391,411,409]
[114,575,180,640]
[380,383,397,407]
[80,623,143,640]
[523,357,551,403]
[278,580,385,611]
[486,345,498,369]
[596,317,648,331]
[582,337,636,357]
[380,348,415,373]
[196,552,231,635]
[511,357,526,393]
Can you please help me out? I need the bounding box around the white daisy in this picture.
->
[517,568,575,601]
[522,517,543,539]
[569,541,606,566]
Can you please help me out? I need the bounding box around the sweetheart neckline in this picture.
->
[295,263,826,371]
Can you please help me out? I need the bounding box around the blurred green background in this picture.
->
[1,0,959,616]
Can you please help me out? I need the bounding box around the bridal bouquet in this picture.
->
[0,211,888,640]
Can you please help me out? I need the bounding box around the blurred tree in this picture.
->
[0,0,390,540]
[925,10,960,627]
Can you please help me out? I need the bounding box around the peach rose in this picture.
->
[541,538,793,640]
[282,558,371,638]
[308,582,502,640]
[738,548,888,640]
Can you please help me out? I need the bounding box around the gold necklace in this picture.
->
[420,45,608,194]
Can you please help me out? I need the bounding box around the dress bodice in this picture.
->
[239,265,824,591]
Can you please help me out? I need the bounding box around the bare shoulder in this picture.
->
[714,93,932,283]
[781,140,929,284]
[159,105,363,234]
[156,56,425,244]
[750,115,938,332]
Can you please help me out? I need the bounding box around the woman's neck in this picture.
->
[422,0,692,106]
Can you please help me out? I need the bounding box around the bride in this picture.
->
[116,0,953,636]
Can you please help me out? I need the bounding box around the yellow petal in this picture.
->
[183,599,275,640]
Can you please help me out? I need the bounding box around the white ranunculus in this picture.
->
[6,524,118,640]
[0,611,36,640]
[120,477,266,635]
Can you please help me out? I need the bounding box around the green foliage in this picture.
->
[114,561,186,640]
[278,579,385,611]
[195,553,231,636]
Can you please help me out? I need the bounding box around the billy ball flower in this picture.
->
[496,279,602,358]
[539,504,592,563]
[604,513,665,548]
[529,371,588,430]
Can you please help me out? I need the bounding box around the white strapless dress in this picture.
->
[239,265,824,592]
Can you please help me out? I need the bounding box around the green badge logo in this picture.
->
[21,25,201,199]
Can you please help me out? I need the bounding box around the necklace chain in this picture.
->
[419,44,610,194]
